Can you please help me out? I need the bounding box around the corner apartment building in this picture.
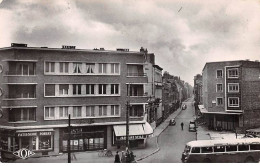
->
[201,60,260,131]
[0,43,153,156]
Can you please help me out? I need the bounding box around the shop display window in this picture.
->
[39,136,52,150]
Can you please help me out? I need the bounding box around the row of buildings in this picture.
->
[0,43,191,157]
[194,60,260,131]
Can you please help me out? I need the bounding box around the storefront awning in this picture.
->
[16,129,54,133]
[113,122,153,137]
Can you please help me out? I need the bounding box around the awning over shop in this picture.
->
[198,105,242,115]
[113,122,153,137]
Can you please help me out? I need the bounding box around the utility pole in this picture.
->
[68,114,71,163]
[126,84,130,150]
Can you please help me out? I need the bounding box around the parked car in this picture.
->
[169,119,176,126]
[182,104,187,110]
[189,121,196,132]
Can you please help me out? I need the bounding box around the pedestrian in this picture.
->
[121,151,126,163]
[181,122,184,130]
[114,151,121,163]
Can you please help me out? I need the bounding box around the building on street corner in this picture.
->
[201,60,260,131]
[0,43,153,157]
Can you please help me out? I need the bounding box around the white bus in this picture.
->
[181,138,260,163]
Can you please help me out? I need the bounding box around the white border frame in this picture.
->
[228,83,239,93]
[228,97,239,107]
[216,69,223,78]
[227,68,239,78]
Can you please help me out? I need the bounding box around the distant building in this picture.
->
[194,74,202,104]
[0,43,153,156]
[201,60,260,131]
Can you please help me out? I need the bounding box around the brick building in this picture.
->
[0,43,153,156]
[201,60,260,131]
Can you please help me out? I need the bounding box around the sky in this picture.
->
[1,0,260,85]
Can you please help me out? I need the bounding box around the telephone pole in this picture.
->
[68,114,71,163]
[126,84,130,150]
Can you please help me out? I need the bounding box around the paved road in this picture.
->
[139,98,196,163]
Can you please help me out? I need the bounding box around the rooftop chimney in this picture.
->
[116,48,129,52]
[62,45,76,49]
[11,43,27,47]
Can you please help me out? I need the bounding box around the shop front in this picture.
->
[59,125,107,152]
[113,122,153,148]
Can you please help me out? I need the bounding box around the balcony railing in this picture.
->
[4,93,36,99]
[127,73,147,77]
[5,71,36,76]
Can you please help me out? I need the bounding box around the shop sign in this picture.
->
[118,135,145,140]
[17,132,37,137]
[39,131,52,136]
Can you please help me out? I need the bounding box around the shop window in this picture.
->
[86,84,95,95]
[45,62,55,73]
[59,84,69,96]
[86,63,95,74]
[73,63,82,74]
[60,62,69,73]
[39,136,52,150]
[45,107,55,119]
[228,68,239,78]
[73,84,82,95]
[111,84,119,95]
[45,84,55,96]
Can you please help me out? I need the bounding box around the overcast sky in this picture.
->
[1,0,260,84]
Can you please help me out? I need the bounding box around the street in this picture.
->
[139,98,196,163]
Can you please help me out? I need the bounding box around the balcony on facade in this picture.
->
[5,61,36,76]
[127,64,146,77]
[4,84,36,100]
[129,104,144,118]
[127,84,146,97]
[8,107,36,123]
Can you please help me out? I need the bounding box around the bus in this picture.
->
[181,138,260,163]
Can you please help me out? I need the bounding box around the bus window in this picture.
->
[191,147,200,153]
[250,144,260,150]
[238,145,249,151]
[214,146,225,152]
[201,147,213,153]
[226,145,237,152]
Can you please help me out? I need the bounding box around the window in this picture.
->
[228,97,239,107]
[250,144,260,150]
[17,63,35,75]
[238,145,249,151]
[45,62,55,73]
[228,83,239,92]
[9,108,36,122]
[98,63,107,74]
[216,84,223,92]
[73,106,82,117]
[191,147,200,153]
[111,63,119,74]
[86,106,95,117]
[98,84,107,94]
[130,105,143,117]
[226,145,237,152]
[111,105,119,116]
[228,68,238,78]
[59,84,69,95]
[73,84,82,95]
[45,107,55,119]
[216,70,223,78]
[39,136,52,150]
[217,98,223,106]
[45,84,55,96]
[201,147,213,153]
[60,62,69,73]
[99,105,107,116]
[59,107,68,118]
[86,63,95,74]
[73,63,82,74]
[214,146,225,152]
[111,84,119,95]
[86,84,95,95]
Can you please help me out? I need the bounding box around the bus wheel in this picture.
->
[203,158,211,163]
[244,157,254,163]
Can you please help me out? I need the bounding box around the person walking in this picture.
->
[121,151,126,163]
[114,151,121,163]
[181,122,184,130]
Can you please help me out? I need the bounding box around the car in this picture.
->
[169,119,176,126]
[189,121,197,132]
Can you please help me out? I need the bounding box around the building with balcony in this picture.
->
[201,60,260,131]
[0,43,153,156]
